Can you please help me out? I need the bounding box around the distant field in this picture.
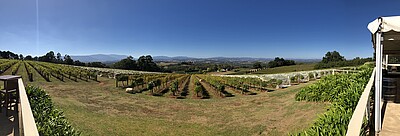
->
[157,62,178,66]
[228,63,316,75]
[253,63,316,74]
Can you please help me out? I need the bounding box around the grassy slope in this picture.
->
[29,76,327,136]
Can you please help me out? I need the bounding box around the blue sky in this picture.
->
[0,0,399,59]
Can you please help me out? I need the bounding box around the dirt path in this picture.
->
[224,84,256,95]
[25,62,50,82]
[188,75,197,98]
[177,75,190,98]
[198,79,222,98]
[224,87,240,96]
[17,62,29,83]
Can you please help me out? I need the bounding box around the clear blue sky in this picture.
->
[0,0,399,59]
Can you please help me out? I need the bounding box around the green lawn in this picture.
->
[253,63,316,74]
[228,63,317,75]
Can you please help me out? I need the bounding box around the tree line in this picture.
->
[314,51,372,69]
[0,50,162,72]
[252,57,296,69]
[0,50,89,66]
[113,55,161,72]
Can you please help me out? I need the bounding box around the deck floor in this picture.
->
[380,103,400,136]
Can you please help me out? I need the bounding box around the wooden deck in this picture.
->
[380,103,400,135]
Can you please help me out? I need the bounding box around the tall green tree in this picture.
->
[267,57,295,68]
[24,55,33,60]
[315,51,371,69]
[0,50,18,59]
[56,52,63,63]
[137,55,160,72]
[321,51,345,63]
[113,56,138,70]
[253,62,263,69]
[64,54,74,65]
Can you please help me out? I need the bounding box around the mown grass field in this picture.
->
[253,63,316,74]
[228,63,316,75]
[24,76,327,136]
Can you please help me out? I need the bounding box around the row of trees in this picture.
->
[315,51,372,69]
[33,51,162,71]
[0,51,20,59]
[112,55,161,72]
[0,50,162,72]
[267,57,296,68]
[252,57,296,69]
[25,51,106,67]
[0,50,84,66]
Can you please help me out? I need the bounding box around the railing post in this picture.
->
[375,28,383,132]
[366,98,370,120]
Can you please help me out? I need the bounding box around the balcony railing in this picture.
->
[17,78,39,136]
[346,68,375,136]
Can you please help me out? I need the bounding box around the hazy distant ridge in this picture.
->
[71,54,320,63]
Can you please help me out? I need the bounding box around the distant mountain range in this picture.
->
[71,54,320,63]
[153,56,320,63]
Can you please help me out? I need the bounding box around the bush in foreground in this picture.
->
[293,65,373,135]
[26,86,80,136]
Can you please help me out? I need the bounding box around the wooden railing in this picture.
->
[18,79,39,136]
[346,68,376,136]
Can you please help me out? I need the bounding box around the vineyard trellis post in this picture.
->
[116,78,118,87]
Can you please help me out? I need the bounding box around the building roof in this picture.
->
[368,16,400,54]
